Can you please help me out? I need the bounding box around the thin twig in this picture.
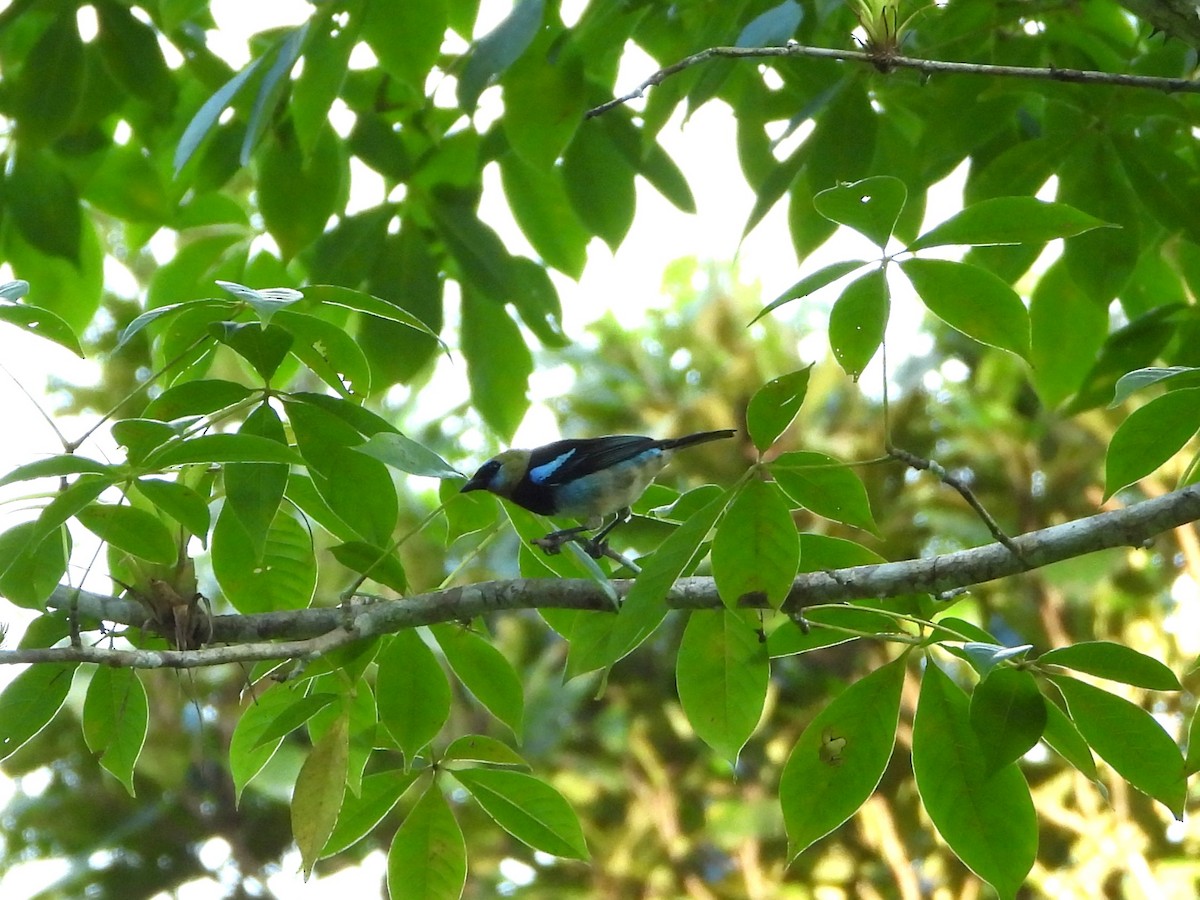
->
[68,334,210,452]
[0,626,361,669]
[0,361,68,449]
[888,445,1030,567]
[585,42,1200,118]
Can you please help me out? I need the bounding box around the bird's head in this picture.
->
[460,449,531,500]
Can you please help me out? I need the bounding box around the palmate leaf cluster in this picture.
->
[2,1,1200,897]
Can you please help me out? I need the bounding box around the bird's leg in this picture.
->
[581,507,632,559]
[532,525,592,555]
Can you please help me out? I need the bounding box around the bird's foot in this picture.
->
[532,526,591,555]
[580,538,609,559]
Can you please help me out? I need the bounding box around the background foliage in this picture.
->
[2,0,1200,897]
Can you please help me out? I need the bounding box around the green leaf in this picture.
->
[330,542,408,593]
[968,667,1046,776]
[8,150,82,263]
[458,0,544,109]
[82,667,148,796]
[96,0,176,109]
[676,611,769,764]
[224,403,289,559]
[259,125,346,260]
[812,176,907,247]
[768,604,895,657]
[737,0,803,46]
[745,144,807,240]
[241,25,308,165]
[0,301,84,357]
[274,308,372,397]
[910,197,1113,250]
[363,0,446,90]
[453,767,588,860]
[746,366,812,451]
[900,258,1031,360]
[293,712,349,879]
[377,631,451,766]
[1059,135,1139,305]
[1042,699,1098,781]
[286,399,399,546]
[1050,674,1186,818]
[0,663,76,761]
[208,321,294,382]
[1030,258,1109,409]
[355,433,461,479]
[562,118,637,251]
[26,475,113,548]
[303,284,443,343]
[301,676,374,799]
[290,11,359,156]
[498,152,589,279]
[1105,387,1200,497]
[1187,706,1200,777]
[1111,367,1200,408]
[387,784,467,900]
[503,40,585,171]
[798,533,886,571]
[444,735,529,767]
[175,57,264,173]
[805,81,877,194]
[637,139,696,214]
[211,505,316,613]
[0,521,70,610]
[569,488,731,676]
[508,257,568,348]
[116,297,238,353]
[325,769,416,858]
[10,17,84,146]
[952,642,1034,677]
[749,260,868,325]
[0,455,113,488]
[251,694,338,750]
[76,504,178,565]
[129,480,210,538]
[144,434,304,468]
[781,654,906,855]
[1039,641,1180,691]
[711,479,799,610]
[286,474,357,543]
[461,291,532,440]
[229,683,299,803]
[771,451,878,533]
[0,280,28,302]
[431,624,525,738]
[358,225,446,386]
[112,419,178,464]
[829,267,888,379]
[85,144,173,225]
[912,663,1037,899]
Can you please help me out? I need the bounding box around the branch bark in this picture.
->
[586,42,1200,119]
[6,484,1197,669]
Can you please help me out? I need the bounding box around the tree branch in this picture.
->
[10,484,1200,669]
[585,42,1200,118]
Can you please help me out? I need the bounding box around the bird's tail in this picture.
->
[663,429,738,450]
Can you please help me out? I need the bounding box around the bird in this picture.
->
[461,429,737,557]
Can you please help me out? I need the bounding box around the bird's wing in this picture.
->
[525,435,659,486]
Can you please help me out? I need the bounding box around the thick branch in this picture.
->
[11,484,1200,668]
[586,43,1200,118]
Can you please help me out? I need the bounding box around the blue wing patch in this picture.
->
[529,449,577,484]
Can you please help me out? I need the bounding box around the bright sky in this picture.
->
[0,1,932,897]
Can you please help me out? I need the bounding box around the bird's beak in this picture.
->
[460,473,488,494]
